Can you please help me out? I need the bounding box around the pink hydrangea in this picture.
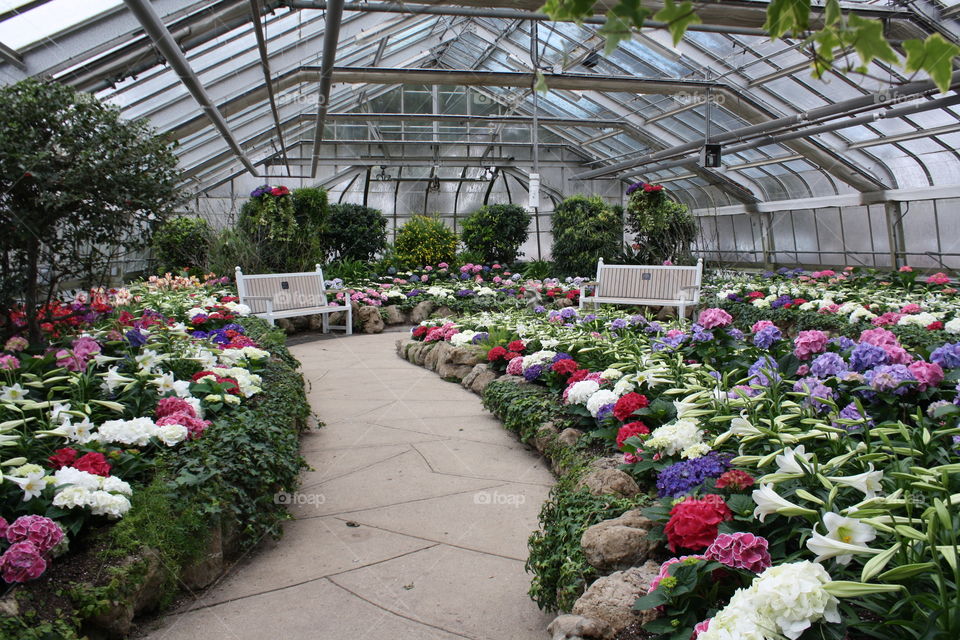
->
[0,541,47,583]
[751,320,775,333]
[901,303,922,314]
[697,308,733,329]
[899,265,913,272]
[424,327,444,343]
[793,330,829,360]
[872,312,903,327]
[926,272,950,285]
[704,532,772,573]
[6,515,64,553]
[506,356,524,376]
[811,270,836,278]
[693,619,711,638]
[908,361,944,391]
[4,336,28,352]
[0,355,19,370]
[157,412,211,439]
[0,517,7,539]
[156,396,197,419]
[649,555,704,592]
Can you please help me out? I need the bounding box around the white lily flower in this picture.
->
[5,471,47,501]
[828,464,884,499]
[100,366,135,393]
[806,512,880,564]
[0,384,27,403]
[752,483,817,522]
[775,445,814,475]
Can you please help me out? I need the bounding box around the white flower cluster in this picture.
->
[97,417,189,447]
[209,367,263,398]
[586,389,620,417]
[218,346,270,367]
[223,301,251,316]
[449,330,478,348]
[51,467,133,519]
[644,419,707,457]
[425,286,453,299]
[897,311,939,327]
[699,561,840,640]
[521,350,555,370]
[566,380,600,405]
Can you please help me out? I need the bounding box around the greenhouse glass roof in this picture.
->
[1,0,959,212]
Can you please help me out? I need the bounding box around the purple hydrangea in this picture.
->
[523,364,544,382]
[830,336,856,352]
[471,332,489,344]
[770,294,795,309]
[866,365,916,395]
[645,322,664,334]
[850,342,889,372]
[833,402,873,431]
[610,318,628,330]
[727,327,745,341]
[560,307,578,319]
[753,325,782,349]
[810,352,848,379]
[596,404,615,422]
[727,293,743,302]
[552,353,573,362]
[793,376,836,413]
[748,355,780,386]
[630,315,645,325]
[456,289,475,297]
[691,324,714,342]
[655,453,732,498]
[930,343,960,369]
[583,314,598,322]
[534,305,547,313]
[125,329,147,347]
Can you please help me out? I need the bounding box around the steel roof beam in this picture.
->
[308,0,344,178]
[249,0,290,174]
[123,0,259,176]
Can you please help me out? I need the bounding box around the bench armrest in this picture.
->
[241,295,275,301]
[678,285,700,291]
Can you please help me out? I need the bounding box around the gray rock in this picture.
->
[426,341,456,371]
[533,422,560,455]
[409,300,436,323]
[358,305,385,334]
[410,343,428,366]
[181,527,224,589]
[0,593,18,617]
[546,614,614,640]
[433,305,456,318]
[558,427,584,448]
[327,310,345,326]
[655,305,678,321]
[554,298,574,308]
[576,469,640,498]
[383,305,407,325]
[290,315,310,331]
[275,318,296,335]
[90,550,167,637]
[451,347,483,366]
[438,361,474,381]
[571,561,661,633]
[460,363,487,389]
[308,314,324,331]
[470,369,499,395]
[395,339,408,355]
[588,455,627,471]
[581,510,661,571]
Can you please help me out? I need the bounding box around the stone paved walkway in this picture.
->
[140,330,554,640]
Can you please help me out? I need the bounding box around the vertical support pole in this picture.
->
[760,211,775,268]
[531,20,542,261]
[884,201,903,269]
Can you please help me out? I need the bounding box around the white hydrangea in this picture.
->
[88,491,132,518]
[566,380,600,405]
[521,350,555,370]
[644,419,703,456]
[52,486,92,509]
[897,312,939,327]
[586,389,620,417]
[101,476,133,495]
[612,377,636,395]
[156,423,189,446]
[798,302,817,311]
[425,286,453,299]
[186,307,208,319]
[848,307,876,324]
[53,467,102,491]
[475,287,496,296]
[97,417,158,446]
[752,298,770,309]
[449,331,477,348]
[600,368,622,381]
[680,442,712,459]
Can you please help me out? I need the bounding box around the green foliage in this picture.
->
[460,204,531,264]
[540,0,959,93]
[394,214,459,268]
[521,260,556,281]
[324,259,374,283]
[291,187,329,230]
[0,608,81,640]
[0,78,182,341]
[207,227,265,276]
[325,203,388,262]
[624,184,697,265]
[551,195,622,277]
[482,379,578,443]
[527,475,643,611]
[238,187,324,272]
[151,217,213,274]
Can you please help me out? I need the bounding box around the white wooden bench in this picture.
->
[235,264,352,334]
[579,258,704,318]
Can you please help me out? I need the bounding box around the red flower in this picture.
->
[567,369,590,384]
[503,351,521,361]
[746,291,764,300]
[412,326,428,338]
[192,370,217,382]
[487,346,507,361]
[551,359,579,376]
[927,321,944,331]
[664,496,732,552]
[270,186,290,196]
[73,452,111,477]
[793,298,808,305]
[616,421,650,448]
[507,340,526,353]
[156,396,197,419]
[613,392,649,423]
[715,469,755,491]
[48,448,78,470]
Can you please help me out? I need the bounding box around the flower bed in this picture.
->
[0,275,308,639]
[401,266,960,640]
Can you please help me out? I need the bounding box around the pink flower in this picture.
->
[438,262,449,269]
[859,328,899,349]
[693,619,712,638]
[901,303,922,314]
[649,555,704,592]
[704,532,772,573]
[908,361,944,391]
[811,270,836,278]
[506,356,524,376]
[793,330,828,360]
[0,517,7,539]
[71,337,101,360]
[3,336,28,352]
[6,516,64,554]
[156,396,197,419]
[796,364,810,376]
[751,320,775,333]
[697,308,733,329]
[927,272,951,285]
[872,312,903,327]
[157,412,211,439]
[662,259,673,266]
[1,541,47,583]
[0,355,19,370]
[623,452,640,464]
[424,265,433,271]
[899,265,913,272]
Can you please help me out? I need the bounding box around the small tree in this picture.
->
[624,182,697,265]
[152,217,213,274]
[460,204,531,265]
[325,203,388,262]
[550,195,622,277]
[394,214,458,267]
[0,79,181,341]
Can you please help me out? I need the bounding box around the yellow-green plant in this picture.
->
[394,214,458,268]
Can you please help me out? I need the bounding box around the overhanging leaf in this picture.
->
[903,34,960,93]
[765,0,811,39]
[653,0,702,46]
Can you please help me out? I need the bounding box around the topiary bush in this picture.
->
[237,185,329,272]
[624,182,696,265]
[394,214,459,267]
[325,203,388,262]
[460,203,531,264]
[551,195,622,277]
[151,217,213,274]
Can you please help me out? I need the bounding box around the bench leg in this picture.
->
[322,314,329,334]
[346,306,353,335]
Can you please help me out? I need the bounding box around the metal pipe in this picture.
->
[122,0,259,176]
[309,0,345,179]
[621,92,960,179]
[249,0,290,174]
[573,70,960,180]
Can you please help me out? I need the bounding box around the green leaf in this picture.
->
[845,15,898,68]
[600,12,638,56]
[903,34,960,93]
[764,0,811,39]
[633,588,668,610]
[823,0,842,26]
[541,0,597,22]
[652,0,701,46]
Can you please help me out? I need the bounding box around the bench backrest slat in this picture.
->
[235,265,330,314]
[596,260,702,302]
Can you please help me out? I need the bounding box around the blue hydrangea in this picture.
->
[748,355,780,386]
[126,329,147,347]
[609,318,628,330]
[582,314,598,322]
[866,365,916,395]
[691,324,714,342]
[810,352,848,379]
[770,294,794,309]
[471,332,489,344]
[793,376,836,412]
[726,327,745,341]
[645,322,664,334]
[727,293,743,302]
[552,353,573,362]
[753,325,782,349]
[630,315,645,325]
[833,402,873,431]
[523,364,544,382]
[655,453,732,498]
[596,404,615,422]
[849,343,888,372]
[560,307,578,319]
[830,336,856,352]
[533,305,546,313]
[931,343,960,369]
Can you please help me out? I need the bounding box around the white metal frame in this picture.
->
[579,258,704,318]
[235,264,353,334]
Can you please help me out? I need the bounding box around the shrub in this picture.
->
[238,185,328,272]
[394,214,458,267]
[151,217,213,274]
[624,182,696,264]
[325,203,388,262]
[551,195,622,277]
[460,204,531,264]
[207,227,264,276]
